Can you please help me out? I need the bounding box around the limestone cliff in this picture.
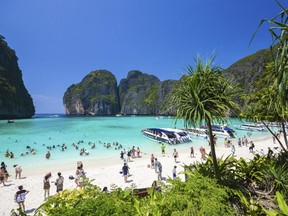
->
[0,35,35,119]
[63,70,120,115]
[224,47,273,92]
[118,70,176,115]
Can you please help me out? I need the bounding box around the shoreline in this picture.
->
[0,133,281,215]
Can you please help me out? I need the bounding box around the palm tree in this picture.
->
[172,55,240,181]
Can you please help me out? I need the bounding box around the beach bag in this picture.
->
[16,193,25,203]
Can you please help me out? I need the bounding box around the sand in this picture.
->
[0,134,282,216]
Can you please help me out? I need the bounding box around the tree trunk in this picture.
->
[206,117,220,181]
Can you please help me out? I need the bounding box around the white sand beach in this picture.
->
[0,134,281,216]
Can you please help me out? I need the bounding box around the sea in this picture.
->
[0,114,274,171]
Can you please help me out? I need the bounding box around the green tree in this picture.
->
[171,55,240,181]
[249,1,288,150]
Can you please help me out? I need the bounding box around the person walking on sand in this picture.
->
[157,160,162,181]
[14,185,29,212]
[14,165,22,179]
[151,154,155,168]
[137,147,141,158]
[122,163,129,183]
[172,166,177,180]
[0,168,6,186]
[190,146,195,158]
[172,149,178,163]
[55,172,64,193]
[43,172,51,200]
[161,143,166,156]
[154,158,159,173]
[231,144,236,156]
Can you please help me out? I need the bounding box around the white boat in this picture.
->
[183,128,208,139]
[200,125,236,138]
[141,128,192,144]
[237,124,266,131]
[185,126,235,138]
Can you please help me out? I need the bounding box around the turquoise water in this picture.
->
[0,115,273,170]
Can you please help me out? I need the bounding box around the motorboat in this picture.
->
[141,128,192,144]
[183,128,208,139]
[236,124,266,131]
[199,125,236,138]
[7,120,14,123]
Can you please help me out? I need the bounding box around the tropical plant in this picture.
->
[249,0,288,150]
[262,191,288,216]
[171,54,240,181]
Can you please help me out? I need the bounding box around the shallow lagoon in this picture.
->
[0,115,272,170]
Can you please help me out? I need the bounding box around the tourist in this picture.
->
[102,186,108,193]
[154,158,159,173]
[267,147,273,158]
[137,147,141,158]
[172,166,177,180]
[43,172,51,200]
[127,150,131,162]
[13,165,22,179]
[272,136,276,144]
[120,151,124,160]
[55,172,64,193]
[0,168,6,186]
[122,163,129,183]
[157,160,162,181]
[46,151,51,159]
[259,149,265,156]
[1,165,9,183]
[199,146,206,160]
[77,161,83,169]
[161,143,166,156]
[172,149,178,163]
[190,146,195,158]
[150,154,155,168]
[75,166,85,188]
[231,144,236,156]
[249,141,255,152]
[1,161,7,170]
[14,185,29,212]
[238,138,241,147]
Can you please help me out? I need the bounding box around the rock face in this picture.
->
[63,70,177,116]
[0,35,35,119]
[224,48,273,94]
[63,70,120,115]
[119,71,177,115]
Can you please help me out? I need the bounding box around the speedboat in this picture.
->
[7,120,14,123]
[199,125,236,138]
[183,128,208,139]
[141,128,192,144]
[236,124,266,131]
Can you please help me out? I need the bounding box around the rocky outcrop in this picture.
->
[63,70,177,116]
[63,70,120,115]
[118,70,177,115]
[0,35,35,119]
[118,70,160,115]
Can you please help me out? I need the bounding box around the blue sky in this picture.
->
[0,0,285,113]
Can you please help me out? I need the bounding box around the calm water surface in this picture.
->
[0,115,272,170]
